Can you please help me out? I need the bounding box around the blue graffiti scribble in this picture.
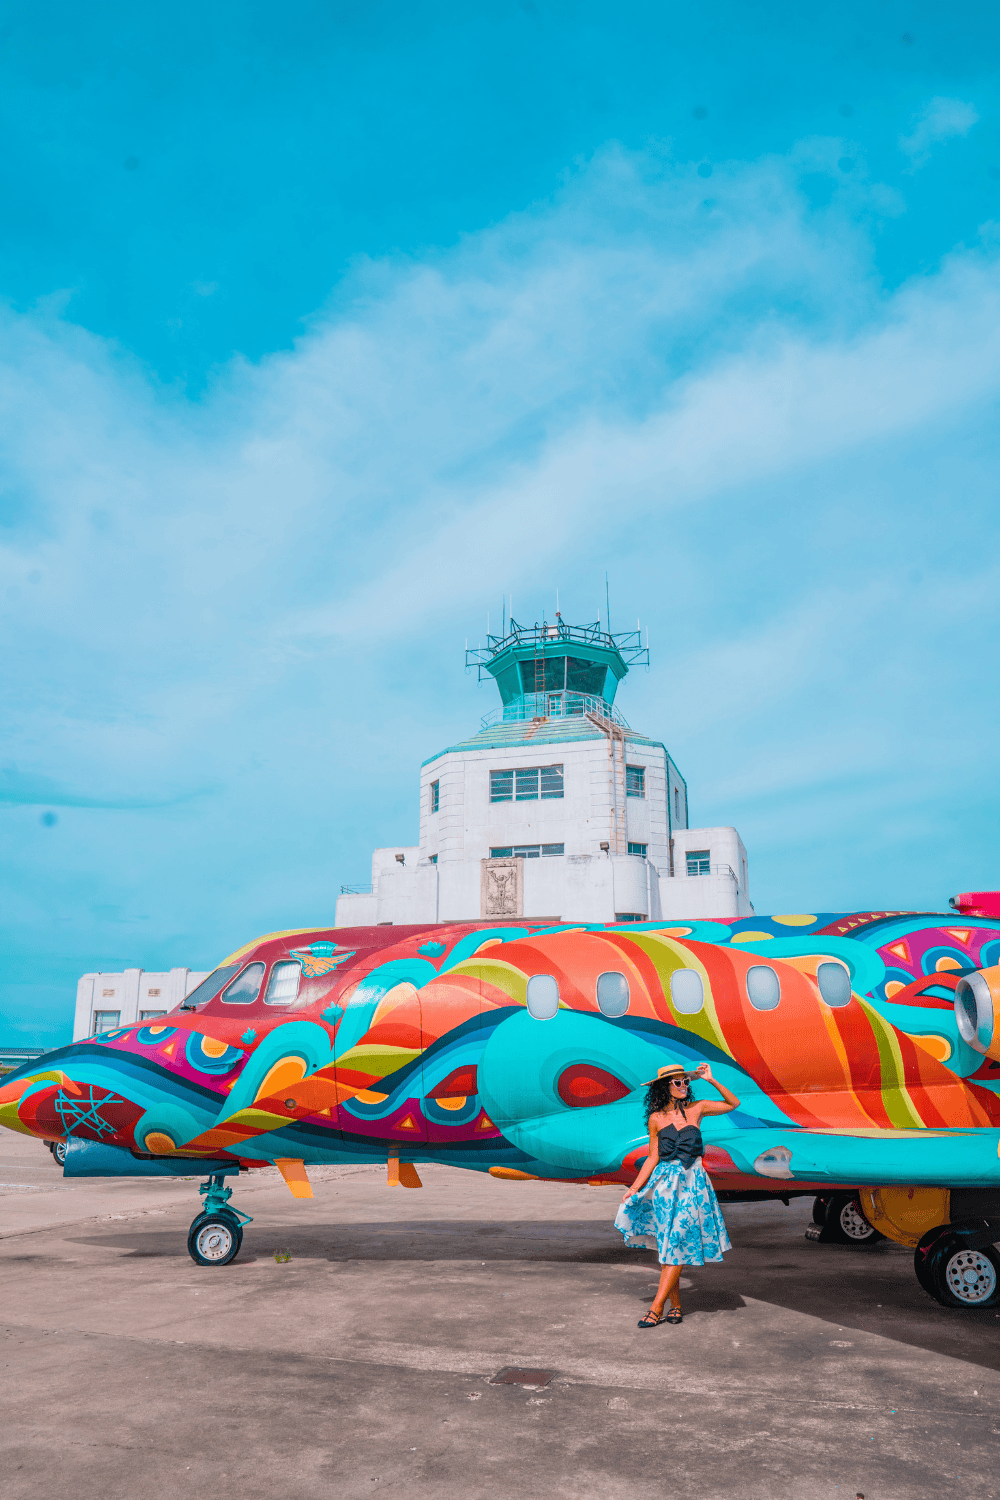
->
[321,1003,343,1024]
[241,1028,257,1045]
[54,1086,122,1139]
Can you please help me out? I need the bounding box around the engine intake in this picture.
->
[955,967,1000,1055]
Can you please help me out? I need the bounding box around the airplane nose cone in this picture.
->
[0,1040,142,1147]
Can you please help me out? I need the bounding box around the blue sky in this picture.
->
[3,2,1000,1044]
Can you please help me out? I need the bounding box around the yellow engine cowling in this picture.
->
[860,1186,950,1247]
[954,966,1000,1059]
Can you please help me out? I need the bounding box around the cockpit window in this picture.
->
[265,960,302,1005]
[221,962,266,1005]
[178,964,239,1010]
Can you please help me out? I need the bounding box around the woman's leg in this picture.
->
[649,1262,683,1316]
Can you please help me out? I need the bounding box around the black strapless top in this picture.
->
[657,1123,704,1169]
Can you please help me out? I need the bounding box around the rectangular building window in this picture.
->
[540,764,564,799]
[490,769,514,802]
[490,843,565,859]
[490,765,564,802]
[615,912,646,923]
[627,841,647,857]
[626,764,645,798]
[516,767,538,800]
[686,849,711,876]
[92,1010,120,1034]
[140,1010,167,1021]
[674,786,681,820]
[430,780,440,813]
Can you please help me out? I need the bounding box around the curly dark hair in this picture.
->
[644,1074,693,1124]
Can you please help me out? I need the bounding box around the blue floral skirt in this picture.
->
[614,1158,732,1266]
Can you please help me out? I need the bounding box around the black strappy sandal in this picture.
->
[665,1306,683,1324]
[637,1309,662,1328]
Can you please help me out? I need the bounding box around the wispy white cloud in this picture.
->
[2,142,1000,1029]
[900,96,980,164]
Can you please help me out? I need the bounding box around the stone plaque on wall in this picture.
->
[481,857,523,918]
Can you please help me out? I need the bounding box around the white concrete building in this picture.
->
[336,617,752,928]
[73,968,209,1043]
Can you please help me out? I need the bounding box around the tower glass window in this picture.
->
[625,765,645,797]
[92,1010,120,1034]
[490,769,514,802]
[686,850,711,876]
[516,767,539,800]
[429,780,439,813]
[490,765,563,802]
[490,843,564,858]
[674,786,681,820]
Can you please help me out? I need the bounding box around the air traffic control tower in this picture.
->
[335,616,753,927]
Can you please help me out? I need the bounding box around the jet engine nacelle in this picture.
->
[955,966,1000,1058]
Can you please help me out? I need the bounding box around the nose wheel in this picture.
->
[188,1173,252,1267]
[189,1211,244,1266]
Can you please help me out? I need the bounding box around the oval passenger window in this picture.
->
[221,962,266,1005]
[526,974,560,1020]
[746,964,780,1011]
[670,968,704,1015]
[816,961,851,1007]
[596,971,630,1017]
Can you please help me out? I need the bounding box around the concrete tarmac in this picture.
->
[2,1130,998,1500]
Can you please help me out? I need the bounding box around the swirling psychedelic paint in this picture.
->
[184,1031,245,1076]
[4,910,1000,1195]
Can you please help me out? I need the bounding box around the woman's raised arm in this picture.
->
[692,1062,739,1117]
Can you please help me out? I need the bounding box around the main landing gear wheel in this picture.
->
[917,1229,1000,1309]
[48,1140,67,1167]
[812,1195,830,1227]
[188,1210,243,1267]
[820,1192,882,1245]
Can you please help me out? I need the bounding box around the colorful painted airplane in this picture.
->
[4,903,1000,1310]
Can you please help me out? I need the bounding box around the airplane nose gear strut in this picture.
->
[187,1173,253,1267]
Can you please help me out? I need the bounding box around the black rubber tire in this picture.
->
[914,1225,951,1297]
[48,1140,67,1167]
[812,1195,830,1227]
[187,1211,243,1267]
[922,1231,1000,1310]
[820,1192,883,1245]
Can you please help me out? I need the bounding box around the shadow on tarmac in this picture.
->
[64,1206,1000,1373]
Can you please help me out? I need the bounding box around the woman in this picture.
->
[615,1061,739,1327]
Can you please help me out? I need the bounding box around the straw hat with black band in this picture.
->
[642,1062,695,1087]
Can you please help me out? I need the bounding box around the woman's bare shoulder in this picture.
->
[647,1110,670,1130]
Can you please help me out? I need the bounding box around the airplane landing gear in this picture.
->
[915,1224,1000,1309]
[805,1192,882,1245]
[187,1173,253,1267]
